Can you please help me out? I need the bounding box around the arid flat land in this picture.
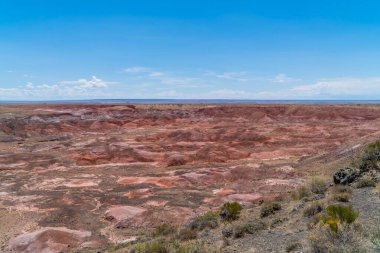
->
[1,104,380,252]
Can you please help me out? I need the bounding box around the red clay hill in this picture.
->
[1,104,380,252]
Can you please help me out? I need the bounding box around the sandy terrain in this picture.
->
[1,104,380,252]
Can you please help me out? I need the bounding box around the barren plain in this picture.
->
[1,104,380,252]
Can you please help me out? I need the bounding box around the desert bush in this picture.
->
[244,218,267,234]
[309,224,369,253]
[303,201,324,217]
[291,185,312,200]
[270,217,288,228]
[319,204,358,233]
[330,185,352,194]
[356,178,376,188]
[189,211,219,231]
[153,224,177,237]
[220,202,242,221]
[260,202,281,218]
[365,140,380,154]
[309,177,328,194]
[330,185,352,202]
[178,227,197,241]
[222,226,233,238]
[176,241,220,253]
[131,240,170,253]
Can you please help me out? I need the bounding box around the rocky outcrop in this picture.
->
[333,167,360,185]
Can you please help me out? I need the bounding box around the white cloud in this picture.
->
[61,76,112,88]
[272,74,300,83]
[124,66,203,87]
[0,76,114,100]
[205,71,249,82]
[124,67,151,73]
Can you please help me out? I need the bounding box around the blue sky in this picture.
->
[1,0,380,100]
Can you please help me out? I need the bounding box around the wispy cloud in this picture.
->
[61,76,114,88]
[124,66,203,87]
[272,74,300,83]
[0,76,114,100]
[205,71,249,82]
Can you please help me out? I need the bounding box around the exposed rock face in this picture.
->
[2,104,380,251]
[9,227,91,253]
[333,167,360,185]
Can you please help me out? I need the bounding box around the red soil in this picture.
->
[2,104,380,251]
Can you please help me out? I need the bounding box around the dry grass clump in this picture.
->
[153,224,177,237]
[330,185,353,202]
[309,205,369,252]
[303,201,324,218]
[291,177,329,201]
[128,239,220,253]
[189,211,219,231]
[291,185,312,200]
[356,178,376,188]
[260,202,281,218]
[309,177,329,194]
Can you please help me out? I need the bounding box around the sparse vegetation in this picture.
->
[178,227,197,241]
[131,240,170,253]
[233,224,246,238]
[153,224,177,237]
[286,242,301,252]
[330,185,352,202]
[303,201,324,217]
[220,202,242,221]
[309,177,328,194]
[319,204,358,233]
[260,202,281,218]
[189,211,219,231]
[244,218,267,234]
[291,185,312,200]
[356,178,376,188]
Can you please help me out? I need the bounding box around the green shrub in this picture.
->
[153,224,177,237]
[303,201,324,217]
[309,224,368,253]
[190,211,219,230]
[291,185,312,200]
[320,204,358,233]
[260,202,281,218]
[220,202,242,221]
[356,178,376,188]
[365,140,380,154]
